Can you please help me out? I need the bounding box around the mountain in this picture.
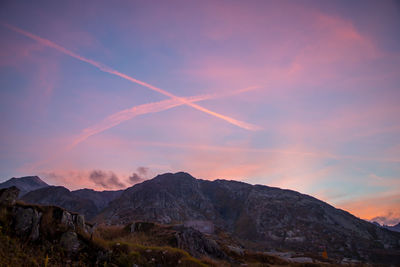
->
[72,188,123,211]
[0,186,293,266]
[0,176,48,196]
[21,186,123,220]
[97,172,400,264]
[384,222,400,233]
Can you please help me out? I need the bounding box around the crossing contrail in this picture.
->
[70,86,259,148]
[2,23,261,131]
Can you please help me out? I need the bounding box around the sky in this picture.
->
[0,0,399,225]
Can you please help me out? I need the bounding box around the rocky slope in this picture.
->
[4,172,400,264]
[72,188,123,211]
[97,172,400,264]
[0,186,295,266]
[0,176,48,196]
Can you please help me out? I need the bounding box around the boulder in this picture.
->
[60,230,80,252]
[13,206,42,241]
[130,221,155,233]
[0,186,20,206]
[174,225,227,259]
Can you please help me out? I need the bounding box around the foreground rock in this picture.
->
[0,186,93,252]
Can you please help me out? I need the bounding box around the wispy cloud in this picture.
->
[70,86,259,148]
[1,23,260,131]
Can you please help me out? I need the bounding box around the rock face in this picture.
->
[71,188,123,211]
[60,231,80,252]
[13,206,42,241]
[173,225,226,259]
[21,186,123,220]
[0,186,20,206]
[0,187,93,252]
[97,172,400,263]
[128,221,227,260]
[0,176,48,196]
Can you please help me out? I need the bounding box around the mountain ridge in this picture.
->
[2,172,400,263]
[96,172,400,263]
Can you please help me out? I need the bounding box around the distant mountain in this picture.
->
[21,186,123,220]
[71,188,123,211]
[371,221,400,233]
[0,176,48,196]
[97,172,400,263]
[384,222,400,233]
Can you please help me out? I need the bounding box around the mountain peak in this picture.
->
[13,176,47,186]
[0,176,48,196]
[153,172,196,182]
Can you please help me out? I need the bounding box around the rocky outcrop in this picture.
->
[13,206,42,241]
[0,186,93,252]
[0,186,20,206]
[173,225,227,259]
[128,221,228,260]
[60,231,80,252]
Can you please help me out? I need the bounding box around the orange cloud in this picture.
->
[336,193,400,224]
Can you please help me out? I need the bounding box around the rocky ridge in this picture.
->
[97,172,400,264]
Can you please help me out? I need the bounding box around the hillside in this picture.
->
[97,172,400,264]
[0,186,310,266]
[3,172,400,264]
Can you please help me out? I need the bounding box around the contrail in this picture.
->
[70,86,260,148]
[2,23,261,131]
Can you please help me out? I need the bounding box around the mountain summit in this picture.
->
[0,176,48,196]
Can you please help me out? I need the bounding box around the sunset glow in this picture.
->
[0,0,399,225]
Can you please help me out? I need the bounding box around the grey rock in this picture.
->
[0,186,20,206]
[174,225,227,259]
[226,245,244,256]
[61,210,75,229]
[60,230,80,252]
[13,206,42,241]
[130,221,155,233]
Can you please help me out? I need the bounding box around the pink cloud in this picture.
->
[39,169,130,191]
[70,86,259,148]
[2,23,260,131]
